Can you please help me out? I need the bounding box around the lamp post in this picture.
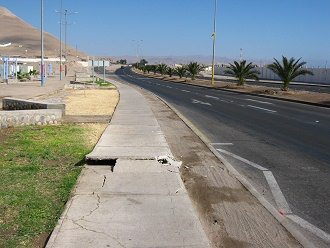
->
[211,0,217,86]
[55,0,63,80]
[63,9,77,76]
[132,40,143,64]
[41,0,45,86]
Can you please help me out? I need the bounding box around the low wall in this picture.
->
[0,109,62,129]
[3,97,65,112]
[0,97,65,129]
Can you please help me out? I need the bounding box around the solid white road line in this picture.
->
[216,148,268,171]
[192,99,212,106]
[210,143,234,146]
[181,89,190,93]
[263,171,292,214]
[287,214,330,243]
[205,95,220,100]
[247,105,277,113]
[212,144,330,243]
[245,98,274,105]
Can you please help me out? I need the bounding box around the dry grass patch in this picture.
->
[80,123,108,146]
[65,89,119,116]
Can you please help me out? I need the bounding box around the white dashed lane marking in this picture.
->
[245,98,274,105]
[205,95,219,100]
[247,105,277,113]
[192,99,212,106]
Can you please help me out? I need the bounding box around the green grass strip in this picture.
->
[0,125,93,247]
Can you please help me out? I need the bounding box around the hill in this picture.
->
[0,6,86,59]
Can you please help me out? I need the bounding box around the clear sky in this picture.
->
[1,0,329,66]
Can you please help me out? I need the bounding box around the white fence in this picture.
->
[215,66,330,84]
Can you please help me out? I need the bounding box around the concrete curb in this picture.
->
[133,70,330,109]
[126,81,316,248]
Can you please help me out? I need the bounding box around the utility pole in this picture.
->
[62,9,77,76]
[103,60,106,83]
[211,0,217,86]
[132,40,143,64]
[240,48,243,61]
[55,0,63,80]
[41,0,45,86]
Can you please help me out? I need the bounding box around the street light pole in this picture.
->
[41,0,45,86]
[59,0,63,80]
[62,9,77,77]
[211,0,218,86]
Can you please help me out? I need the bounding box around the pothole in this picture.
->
[85,158,117,172]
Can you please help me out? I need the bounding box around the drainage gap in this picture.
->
[85,158,117,172]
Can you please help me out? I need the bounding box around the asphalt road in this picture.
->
[114,68,330,236]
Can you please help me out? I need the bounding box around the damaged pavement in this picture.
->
[46,81,210,247]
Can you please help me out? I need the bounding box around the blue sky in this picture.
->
[1,0,329,66]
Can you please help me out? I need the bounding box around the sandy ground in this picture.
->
[65,89,119,116]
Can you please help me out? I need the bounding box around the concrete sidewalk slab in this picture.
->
[47,81,210,248]
[97,133,168,147]
[87,146,172,160]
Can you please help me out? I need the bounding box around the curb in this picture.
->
[122,79,316,248]
[132,70,330,109]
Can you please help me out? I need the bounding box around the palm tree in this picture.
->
[175,66,186,78]
[224,60,260,86]
[167,67,174,77]
[157,63,168,75]
[267,56,314,91]
[186,62,205,80]
[149,65,157,74]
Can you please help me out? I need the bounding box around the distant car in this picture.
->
[121,66,125,69]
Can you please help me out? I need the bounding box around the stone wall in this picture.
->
[0,97,65,129]
[0,109,63,128]
[3,97,65,112]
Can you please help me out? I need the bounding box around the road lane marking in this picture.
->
[210,143,233,146]
[263,171,292,214]
[192,99,212,106]
[247,105,277,113]
[216,148,268,171]
[245,98,273,105]
[166,86,173,88]
[287,214,330,243]
[181,89,190,92]
[219,99,234,103]
[205,95,220,100]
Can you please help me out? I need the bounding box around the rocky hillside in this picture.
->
[0,6,86,58]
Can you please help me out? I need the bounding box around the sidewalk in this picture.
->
[46,81,210,247]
